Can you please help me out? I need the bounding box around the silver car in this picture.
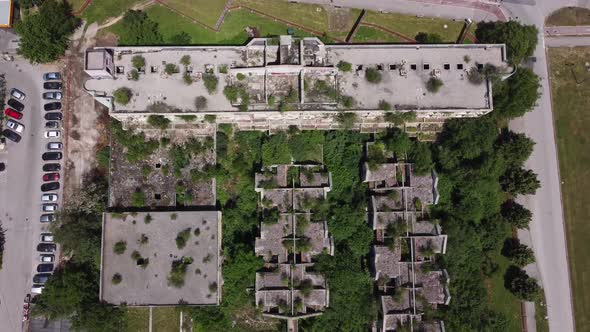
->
[42,92,62,100]
[39,254,55,263]
[40,233,54,242]
[5,119,24,133]
[41,194,58,202]
[47,142,63,150]
[10,88,26,100]
[42,204,58,212]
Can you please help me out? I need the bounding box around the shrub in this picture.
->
[175,228,191,249]
[132,55,145,69]
[378,100,392,111]
[209,282,218,293]
[164,63,178,75]
[204,115,216,123]
[341,95,355,108]
[113,87,132,105]
[236,73,246,81]
[365,67,382,84]
[113,241,127,255]
[144,213,153,224]
[183,73,193,85]
[139,234,149,245]
[96,146,110,169]
[337,61,352,72]
[415,32,443,43]
[203,74,218,94]
[426,77,443,93]
[129,69,139,81]
[147,114,170,129]
[112,273,122,285]
[167,256,193,288]
[195,96,207,110]
[223,85,238,103]
[218,65,228,74]
[180,55,191,66]
[267,95,276,106]
[131,190,146,207]
[131,250,141,260]
[335,112,357,129]
[384,111,417,126]
[170,213,178,220]
[177,114,196,122]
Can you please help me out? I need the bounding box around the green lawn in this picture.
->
[160,0,227,27]
[124,307,150,332]
[67,0,88,12]
[484,247,523,332]
[152,307,180,331]
[362,11,466,42]
[548,46,590,332]
[535,292,549,332]
[353,26,400,43]
[546,7,590,26]
[82,0,143,24]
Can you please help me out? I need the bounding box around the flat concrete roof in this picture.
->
[86,49,106,70]
[100,211,221,306]
[0,0,13,27]
[84,38,507,114]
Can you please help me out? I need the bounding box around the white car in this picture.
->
[5,120,24,133]
[40,233,54,242]
[41,194,58,202]
[10,88,26,100]
[42,204,58,212]
[42,92,62,100]
[47,142,63,150]
[39,254,55,263]
[44,130,60,138]
[31,286,44,295]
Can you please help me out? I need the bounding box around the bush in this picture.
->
[144,213,153,224]
[168,256,193,288]
[365,67,382,84]
[223,85,238,103]
[147,114,170,130]
[113,241,126,255]
[205,114,216,123]
[132,55,145,69]
[177,114,196,122]
[180,55,191,66]
[183,73,193,85]
[383,111,416,126]
[113,87,132,105]
[236,73,246,81]
[341,95,355,108]
[218,65,228,74]
[378,100,392,111]
[175,228,191,249]
[96,146,110,169]
[111,273,122,285]
[118,10,163,46]
[337,61,352,72]
[129,69,139,81]
[164,63,178,75]
[194,96,207,110]
[426,77,443,93]
[335,112,358,129]
[203,74,218,94]
[415,32,443,43]
[131,190,146,207]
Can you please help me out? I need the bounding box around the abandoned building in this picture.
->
[253,164,334,321]
[363,142,450,331]
[84,36,507,132]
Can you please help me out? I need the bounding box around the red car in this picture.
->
[42,173,60,182]
[4,108,23,120]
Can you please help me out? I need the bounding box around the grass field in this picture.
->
[152,307,181,331]
[484,243,523,332]
[124,307,150,332]
[546,7,590,26]
[363,11,465,42]
[82,0,142,24]
[548,46,590,332]
[67,0,88,12]
[535,292,550,332]
[159,0,227,27]
[353,26,400,43]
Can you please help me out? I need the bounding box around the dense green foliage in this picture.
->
[111,119,159,163]
[365,67,382,83]
[426,77,443,93]
[501,200,532,229]
[415,32,443,43]
[502,238,535,267]
[337,61,352,72]
[147,114,171,129]
[117,10,163,45]
[493,68,541,119]
[14,0,80,63]
[476,21,539,64]
[113,87,132,105]
[504,266,540,301]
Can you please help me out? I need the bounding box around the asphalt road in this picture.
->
[546,35,590,46]
[0,54,61,331]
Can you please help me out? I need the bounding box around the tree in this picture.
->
[131,55,145,69]
[365,67,382,83]
[384,128,412,157]
[496,130,535,168]
[500,167,540,195]
[164,63,178,75]
[426,77,443,93]
[475,21,538,64]
[195,96,207,110]
[118,10,163,46]
[409,141,433,175]
[113,87,132,105]
[14,0,80,63]
[180,55,191,67]
[502,238,535,267]
[147,114,170,129]
[335,112,358,129]
[415,32,443,43]
[337,61,352,72]
[504,265,540,301]
[493,67,540,119]
[501,200,532,229]
[169,31,191,45]
[203,74,218,94]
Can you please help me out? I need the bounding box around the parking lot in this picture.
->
[0,53,63,331]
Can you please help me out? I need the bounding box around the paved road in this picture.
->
[0,42,61,331]
[297,0,578,330]
[545,24,590,36]
[546,35,590,46]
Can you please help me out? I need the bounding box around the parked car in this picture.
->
[43,163,61,172]
[40,214,55,223]
[39,254,55,263]
[5,119,24,133]
[0,163,4,172]
[33,273,52,284]
[7,99,24,112]
[45,121,60,129]
[44,130,60,139]
[42,92,62,100]
[37,264,54,273]
[43,72,61,81]
[44,112,62,121]
[43,102,61,111]
[43,82,62,90]
[40,233,54,242]
[42,173,60,181]
[42,152,62,161]
[42,204,58,212]
[10,88,26,101]
[2,129,21,143]
[36,243,56,252]
[41,194,58,202]
[47,142,62,150]
[41,182,60,192]
[4,108,23,120]
[31,285,44,295]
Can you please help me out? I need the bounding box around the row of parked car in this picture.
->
[33,72,64,294]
